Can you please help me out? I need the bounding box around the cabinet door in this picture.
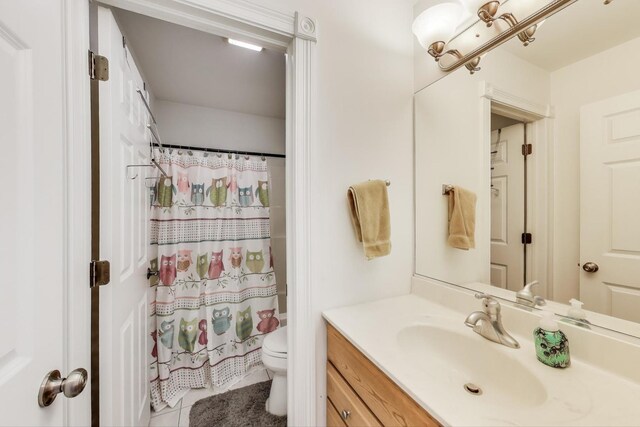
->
[327,398,348,427]
[327,362,381,427]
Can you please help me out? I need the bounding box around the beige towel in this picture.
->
[347,180,391,259]
[447,186,477,250]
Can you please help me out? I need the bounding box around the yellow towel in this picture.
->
[347,180,391,259]
[447,186,477,250]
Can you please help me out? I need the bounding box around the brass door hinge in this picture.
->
[88,50,109,81]
[522,143,532,156]
[90,260,110,288]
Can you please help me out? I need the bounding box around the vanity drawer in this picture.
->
[327,362,382,427]
[327,324,440,427]
[327,397,348,427]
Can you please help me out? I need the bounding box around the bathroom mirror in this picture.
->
[414,0,640,335]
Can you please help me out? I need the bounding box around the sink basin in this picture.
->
[397,320,548,409]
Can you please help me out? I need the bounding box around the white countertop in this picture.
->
[323,281,640,427]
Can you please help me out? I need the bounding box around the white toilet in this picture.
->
[262,326,287,416]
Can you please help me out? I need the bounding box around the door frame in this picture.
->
[64,0,92,425]
[67,1,317,425]
[480,82,555,299]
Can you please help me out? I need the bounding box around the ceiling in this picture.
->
[500,0,640,72]
[113,8,286,119]
[491,113,520,131]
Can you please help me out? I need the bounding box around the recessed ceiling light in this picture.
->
[227,38,264,52]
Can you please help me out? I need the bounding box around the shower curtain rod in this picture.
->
[152,143,286,159]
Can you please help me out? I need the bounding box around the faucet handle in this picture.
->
[474,293,501,314]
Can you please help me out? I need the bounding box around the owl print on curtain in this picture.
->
[196,253,208,279]
[198,319,208,346]
[246,250,265,274]
[256,309,279,334]
[191,183,205,206]
[238,186,254,207]
[159,254,177,286]
[158,319,175,349]
[178,318,198,353]
[255,181,269,207]
[156,176,176,207]
[229,247,243,269]
[212,307,232,336]
[149,149,280,411]
[177,172,190,194]
[208,250,225,280]
[177,249,192,272]
[206,177,228,207]
[235,306,253,341]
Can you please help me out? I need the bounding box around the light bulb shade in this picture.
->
[412,2,463,49]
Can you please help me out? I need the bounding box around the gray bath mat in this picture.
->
[189,380,286,427]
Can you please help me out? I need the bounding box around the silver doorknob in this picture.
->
[340,409,351,420]
[582,262,599,273]
[38,368,88,407]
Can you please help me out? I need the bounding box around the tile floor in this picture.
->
[149,368,272,427]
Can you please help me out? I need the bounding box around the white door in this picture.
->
[99,7,152,426]
[580,90,640,323]
[0,1,88,425]
[490,124,525,291]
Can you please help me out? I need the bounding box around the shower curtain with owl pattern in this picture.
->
[148,148,280,410]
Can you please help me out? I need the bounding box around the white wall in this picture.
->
[549,36,640,302]
[253,0,416,424]
[156,100,285,154]
[414,48,550,284]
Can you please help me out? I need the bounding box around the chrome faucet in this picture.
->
[515,282,546,308]
[464,293,520,349]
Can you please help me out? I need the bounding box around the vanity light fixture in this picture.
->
[414,0,613,75]
[227,38,264,52]
[476,1,544,46]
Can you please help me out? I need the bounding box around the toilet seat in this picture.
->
[263,346,287,359]
[263,326,287,358]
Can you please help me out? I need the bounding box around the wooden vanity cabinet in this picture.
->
[326,324,440,427]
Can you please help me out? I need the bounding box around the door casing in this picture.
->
[76,1,318,425]
[481,83,553,299]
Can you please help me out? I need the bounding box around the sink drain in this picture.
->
[463,383,483,395]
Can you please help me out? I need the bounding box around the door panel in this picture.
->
[580,90,640,322]
[0,1,67,425]
[490,124,525,291]
[99,7,151,427]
